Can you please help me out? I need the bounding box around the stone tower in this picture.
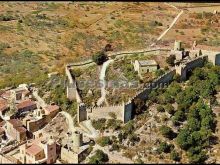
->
[72,131,83,148]
[174,40,182,51]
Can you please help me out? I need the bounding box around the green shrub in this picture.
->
[92,51,108,65]
[89,149,109,164]
[157,105,165,112]
[159,125,174,139]
[170,150,181,161]
[96,136,112,147]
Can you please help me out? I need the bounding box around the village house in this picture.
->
[19,138,57,164]
[6,119,27,142]
[16,99,37,115]
[133,60,158,77]
[43,105,59,116]
[11,84,30,100]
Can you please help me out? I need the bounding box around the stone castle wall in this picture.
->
[71,49,220,124]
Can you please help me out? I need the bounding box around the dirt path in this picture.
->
[97,59,114,106]
[151,10,184,47]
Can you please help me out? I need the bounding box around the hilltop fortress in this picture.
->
[66,41,220,124]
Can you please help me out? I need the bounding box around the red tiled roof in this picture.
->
[0,121,6,127]
[16,100,36,110]
[8,119,23,127]
[15,126,26,133]
[44,105,59,114]
[1,91,11,99]
[0,98,8,112]
[26,144,44,156]
[0,104,8,112]
[0,127,5,135]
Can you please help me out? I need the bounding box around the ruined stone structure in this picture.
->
[67,46,220,124]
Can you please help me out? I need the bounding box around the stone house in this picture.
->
[6,119,27,142]
[19,138,57,164]
[43,105,59,116]
[10,84,30,101]
[133,60,158,77]
[16,100,37,115]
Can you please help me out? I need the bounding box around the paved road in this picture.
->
[97,59,114,106]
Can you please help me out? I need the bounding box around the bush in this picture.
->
[166,55,176,66]
[157,105,165,112]
[108,112,116,119]
[170,150,181,162]
[89,149,109,164]
[92,51,108,65]
[164,103,175,115]
[155,69,165,77]
[159,125,174,139]
[96,136,112,147]
[92,118,106,131]
[110,143,120,151]
[158,141,173,153]
[173,110,186,122]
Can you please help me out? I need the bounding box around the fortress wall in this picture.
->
[108,48,170,59]
[176,56,206,81]
[123,100,134,123]
[201,50,220,66]
[184,56,206,70]
[74,48,220,124]
[133,69,176,101]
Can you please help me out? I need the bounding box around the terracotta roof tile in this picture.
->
[0,127,5,135]
[16,100,36,110]
[15,126,26,133]
[26,144,44,156]
[8,119,23,127]
[44,105,59,114]
[0,98,8,112]
[0,121,6,127]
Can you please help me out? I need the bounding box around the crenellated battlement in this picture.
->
[69,47,220,124]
